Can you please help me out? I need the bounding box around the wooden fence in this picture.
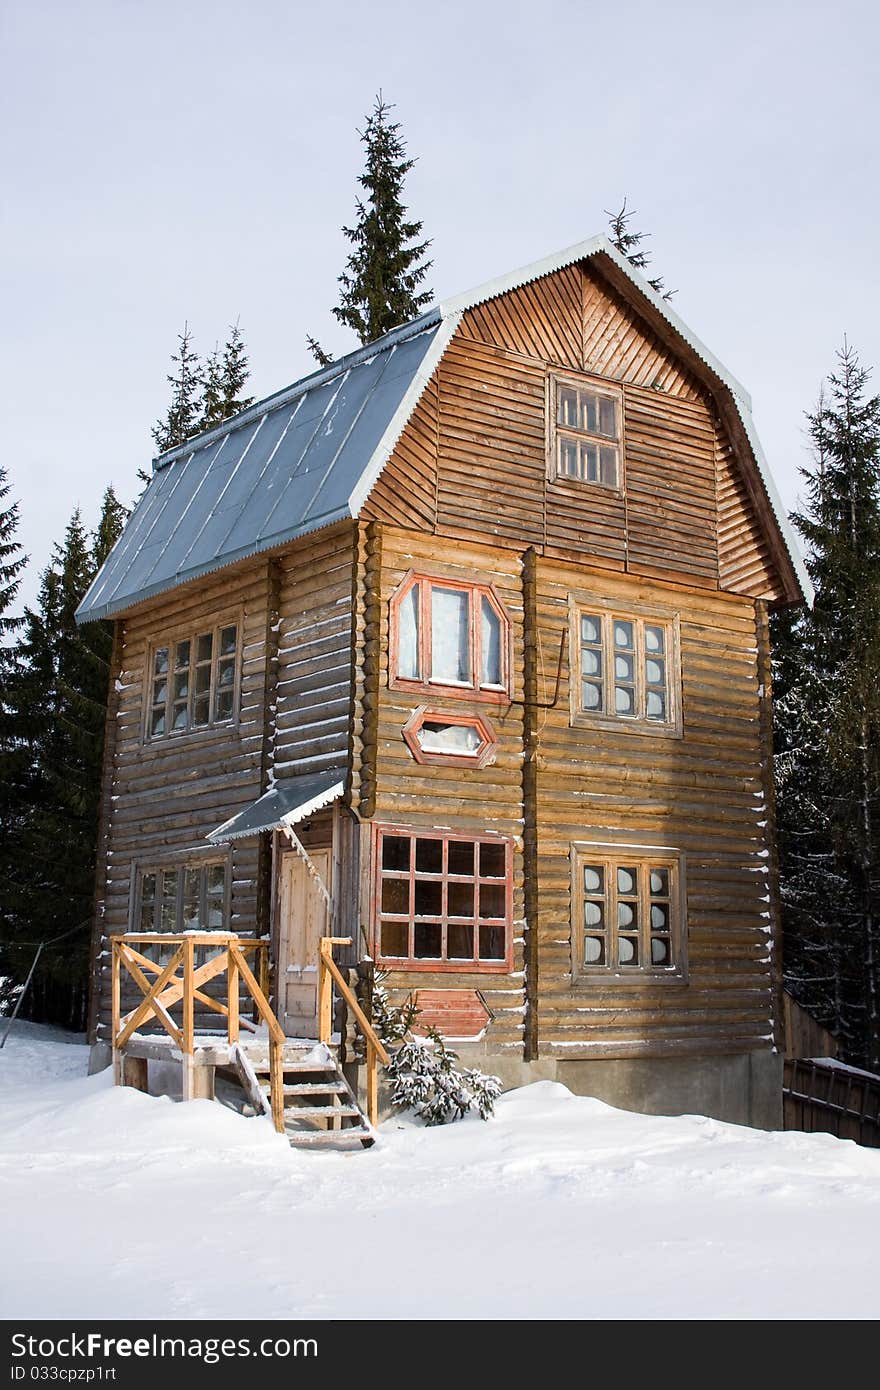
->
[783,1059,880,1149]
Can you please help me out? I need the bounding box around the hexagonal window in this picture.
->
[402,706,498,768]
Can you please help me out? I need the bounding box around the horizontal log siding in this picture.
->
[716,433,787,601]
[273,522,355,779]
[532,557,774,1059]
[624,387,719,586]
[435,336,546,548]
[93,560,272,1041]
[366,527,527,1051]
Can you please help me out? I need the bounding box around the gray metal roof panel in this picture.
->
[206,768,345,843]
[76,322,444,621]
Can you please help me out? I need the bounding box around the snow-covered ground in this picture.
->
[1,1021,879,1320]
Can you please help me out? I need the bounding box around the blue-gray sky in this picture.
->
[4,0,878,608]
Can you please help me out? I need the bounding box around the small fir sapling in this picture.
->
[371,978,502,1124]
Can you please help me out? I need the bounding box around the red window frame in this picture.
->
[372,826,513,973]
[401,706,498,768]
[388,570,512,704]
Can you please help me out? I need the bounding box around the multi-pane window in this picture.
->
[575,608,678,731]
[148,623,238,738]
[137,862,228,934]
[375,829,512,971]
[573,849,681,975]
[552,376,621,487]
[391,574,510,701]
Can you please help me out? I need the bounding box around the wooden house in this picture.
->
[76,235,810,1140]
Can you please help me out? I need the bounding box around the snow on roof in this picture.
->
[75,234,809,624]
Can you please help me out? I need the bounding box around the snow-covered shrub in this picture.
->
[373,979,502,1125]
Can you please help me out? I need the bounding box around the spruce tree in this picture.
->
[218,322,254,419]
[773,343,880,1067]
[199,344,224,433]
[605,199,674,300]
[331,94,433,346]
[0,467,27,646]
[152,323,203,454]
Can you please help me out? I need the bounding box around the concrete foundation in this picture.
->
[449,1047,784,1130]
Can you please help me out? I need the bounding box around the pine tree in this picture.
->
[305,335,334,368]
[0,467,27,646]
[152,323,203,454]
[773,343,880,1067]
[605,199,674,300]
[199,344,224,433]
[331,94,434,346]
[218,322,254,419]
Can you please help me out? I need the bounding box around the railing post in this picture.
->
[366,1040,378,1128]
[227,945,239,1044]
[111,939,122,1087]
[181,936,195,1101]
[318,942,333,1044]
[269,1038,285,1134]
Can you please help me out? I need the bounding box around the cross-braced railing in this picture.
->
[110,932,286,1132]
[318,936,389,1126]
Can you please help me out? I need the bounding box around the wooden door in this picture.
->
[277,849,331,1038]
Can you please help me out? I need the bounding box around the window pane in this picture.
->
[382,836,410,872]
[651,903,668,930]
[160,871,179,932]
[150,708,166,736]
[615,686,634,715]
[398,584,420,679]
[173,671,189,700]
[214,688,234,721]
[583,394,598,433]
[558,437,578,476]
[479,925,505,960]
[599,397,617,438]
[414,881,442,917]
[614,621,634,650]
[195,664,211,694]
[183,869,200,930]
[192,694,210,726]
[448,924,474,959]
[448,841,474,876]
[650,869,669,896]
[417,721,482,755]
[381,921,408,957]
[646,657,665,685]
[479,843,506,878]
[581,614,601,644]
[415,838,443,874]
[584,937,605,965]
[220,626,236,657]
[651,938,669,964]
[599,447,618,487]
[618,936,639,965]
[381,879,409,914]
[645,625,665,654]
[414,922,442,958]
[152,678,167,706]
[153,647,169,676]
[208,864,225,896]
[479,885,506,919]
[583,866,604,893]
[175,640,190,670]
[558,386,578,426]
[448,882,474,917]
[580,443,598,481]
[582,681,603,711]
[431,587,470,683]
[584,900,604,927]
[618,901,637,928]
[646,690,666,721]
[582,647,602,677]
[615,653,634,682]
[172,703,189,731]
[197,632,213,663]
[617,867,636,894]
[140,873,156,932]
[481,596,502,685]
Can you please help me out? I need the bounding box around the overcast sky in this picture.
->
[4,0,878,610]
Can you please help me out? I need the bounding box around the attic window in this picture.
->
[390,572,511,703]
[147,622,239,740]
[550,374,622,488]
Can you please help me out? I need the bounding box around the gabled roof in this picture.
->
[76,235,810,623]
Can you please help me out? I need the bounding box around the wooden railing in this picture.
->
[318,937,389,1126]
[110,933,286,1133]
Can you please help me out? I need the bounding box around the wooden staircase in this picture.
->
[230,1041,375,1148]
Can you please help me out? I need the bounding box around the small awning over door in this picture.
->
[207,768,345,845]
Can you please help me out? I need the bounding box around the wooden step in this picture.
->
[281,1081,348,1096]
[285,1128,374,1148]
[284,1104,361,1119]
[253,1060,340,1075]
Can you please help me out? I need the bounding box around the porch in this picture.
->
[110,931,388,1148]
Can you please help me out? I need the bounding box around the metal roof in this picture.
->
[207,768,345,844]
[76,234,810,624]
